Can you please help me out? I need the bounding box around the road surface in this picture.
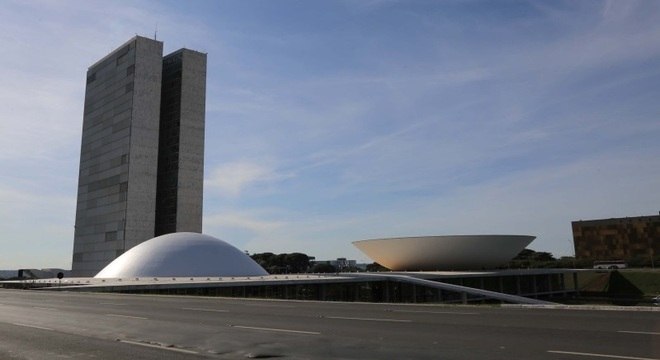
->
[0,289,658,359]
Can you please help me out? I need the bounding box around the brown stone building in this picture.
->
[572,214,659,262]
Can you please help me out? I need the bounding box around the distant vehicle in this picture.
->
[653,295,660,306]
[593,260,627,270]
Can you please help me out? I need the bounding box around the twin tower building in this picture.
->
[72,36,207,276]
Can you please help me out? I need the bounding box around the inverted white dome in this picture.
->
[95,232,268,278]
[353,235,535,271]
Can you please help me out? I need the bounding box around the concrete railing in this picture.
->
[348,273,557,305]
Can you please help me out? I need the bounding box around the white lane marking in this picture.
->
[547,350,659,360]
[324,316,412,323]
[181,307,229,313]
[118,340,199,354]
[388,309,479,315]
[12,323,54,331]
[32,306,57,311]
[99,302,126,306]
[105,314,148,320]
[618,330,660,336]
[231,325,320,335]
[243,303,295,308]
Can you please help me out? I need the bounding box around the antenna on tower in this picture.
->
[154,23,158,40]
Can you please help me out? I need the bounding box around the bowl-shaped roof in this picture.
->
[95,232,268,278]
[353,235,535,271]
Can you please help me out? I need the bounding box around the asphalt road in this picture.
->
[0,289,658,359]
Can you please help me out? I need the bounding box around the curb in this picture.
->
[502,304,660,312]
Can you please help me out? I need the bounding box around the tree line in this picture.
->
[249,248,646,274]
[249,252,366,273]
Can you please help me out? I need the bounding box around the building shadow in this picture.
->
[607,271,644,306]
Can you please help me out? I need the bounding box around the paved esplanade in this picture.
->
[0,289,658,359]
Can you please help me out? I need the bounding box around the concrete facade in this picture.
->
[11,270,576,305]
[95,233,266,278]
[353,235,535,271]
[72,37,206,277]
[155,49,206,236]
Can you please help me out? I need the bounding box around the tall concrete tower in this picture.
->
[72,36,206,277]
[155,49,206,236]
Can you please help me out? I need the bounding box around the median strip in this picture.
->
[181,307,229,313]
[105,314,148,320]
[12,323,54,331]
[547,350,659,360]
[242,303,296,308]
[231,325,320,335]
[617,330,660,336]
[387,309,479,315]
[118,340,199,354]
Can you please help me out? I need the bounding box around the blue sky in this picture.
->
[1,0,659,269]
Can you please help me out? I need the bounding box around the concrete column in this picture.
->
[412,284,417,303]
[573,272,579,296]
[319,284,326,301]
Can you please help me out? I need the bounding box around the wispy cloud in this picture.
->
[205,211,285,234]
[205,161,293,197]
[0,0,216,269]
[1,0,659,268]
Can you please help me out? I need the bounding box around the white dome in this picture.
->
[95,232,268,278]
[353,235,535,271]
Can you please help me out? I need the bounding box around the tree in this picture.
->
[285,253,310,273]
[513,249,556,262]
[534,252,556,262]
[508,248,558,268]
[365,262,389,272]
[250,252,312,274]
[310,263,336,273]
[513,249,536,260]
[251,252,276,269]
